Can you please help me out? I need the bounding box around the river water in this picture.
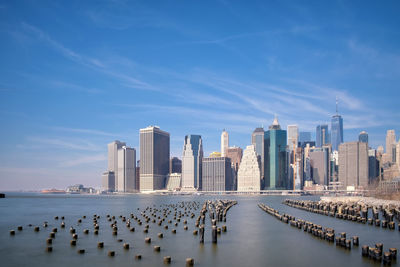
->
[0,193,398,266]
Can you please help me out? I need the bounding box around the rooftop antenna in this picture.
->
[336,96,338,115]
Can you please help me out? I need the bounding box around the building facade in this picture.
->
[316,124,329,148]
[202,157,233,191]
[139,126,170,191]
[237,145,261,191]
[181,135,203,190]
[170,157,182,174]
[309,146,330,186]
[117,146,136,192]
[287,125,299,151]
[108,140,126,189]
[165,173,182,191]
[221,129,229,157]
[331,115,343,151]
[338,142,369,189]
[102,171,115,192]
[264,117,288,190]
[358,131,369,144]
[386,130,396,163]
[251,127,265,177]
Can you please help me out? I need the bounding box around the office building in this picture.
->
[181,135,203,190]
[368,149,379,183]
[170,157,182,174]
[108,140,126,189]
[252,127,265,176]
[102,171,115,192]
[386,130,396,162]
[221,129,229,157]
[139,126,170,191]
[331,100,343,151]
[117,146,136,192]
[226,146,243,172]
[316,124,329,148]
[309,146,330,186]
[237,145,260,191]
[202,157,233,191]
[287,125,299,151]
[165,173,182,191]
[358,131,368,144]
[264,116,288,190]
[338,142,369,189]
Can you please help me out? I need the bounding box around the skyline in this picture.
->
[1,1,400,190]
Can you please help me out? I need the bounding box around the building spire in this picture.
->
[336,96,338,115]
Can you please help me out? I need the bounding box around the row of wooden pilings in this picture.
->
[283,199,399,230]
[258,203,398,265]
[10,201,204,266]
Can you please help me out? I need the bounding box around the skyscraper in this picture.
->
[108,140,126,189]
[287,125,299,151]
[251,127,264,176]
[221,129,229,157]
[316,124,329,148]
[386,130,396,162]
[102,171,115,192]
[170,157,182,174]
[139,126,170,191]
[202,157,233,191]
[331,99,343,152]
[181,135,203,190]
[117,146,136,192]
[309,146,330,186]
[338,142,368,189]
[264,116,288,190]
[358,131,368,144]
[225,146,243,172]
[237,145,261,191]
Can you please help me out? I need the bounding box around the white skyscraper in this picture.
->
[117,146,136,192]
[287,125,299,151]
[108,140,126,189]
[386,130,396,162]
[221,129,229,157]
[237,145,261,191]
[181,135,203,190]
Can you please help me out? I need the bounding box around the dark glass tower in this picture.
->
[331,99,344,152]
[264,117,288,190]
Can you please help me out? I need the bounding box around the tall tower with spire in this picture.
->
[264,116,288,189]
[331,97,343,151]
[221,129,229,157]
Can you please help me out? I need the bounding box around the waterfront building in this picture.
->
[221,129,229,157]
[252,127,265,177]
[202,157,233,191]
[170,157,182,174]
[338,142,368,189]
[139,126,170,191]
[117,146,136,192]
[299,132,311,143]
[316,124,329,148]
[165,173,182,191]
[368,149,380,183]
[331,100,343,151]
[385,130,396,163]
[358,131,368,144]
[309,146,330,186]
[264,116,288,190]
[287,125,299,151]
[108,140,126,189]
[237,145,261,191]
[181,135,203,190]
[102,171,115,192]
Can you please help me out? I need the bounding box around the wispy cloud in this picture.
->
[49,126,120,137]
[60,153,106,167]
[26,136,102,151]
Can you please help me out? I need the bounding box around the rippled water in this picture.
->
[0,193,398,266]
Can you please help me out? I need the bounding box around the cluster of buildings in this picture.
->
[101,104,400,193]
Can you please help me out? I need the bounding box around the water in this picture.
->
[0,193,399,266]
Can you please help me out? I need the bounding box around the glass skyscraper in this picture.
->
[316,124,329,147]
[331,115,343,151]
[264,117,288,190]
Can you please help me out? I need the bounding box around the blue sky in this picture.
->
[0,0,399,190]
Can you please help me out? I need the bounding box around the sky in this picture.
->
[0,0,399,191]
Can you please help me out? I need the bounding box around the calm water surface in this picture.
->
[0,193,399,266]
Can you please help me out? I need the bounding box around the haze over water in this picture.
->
[0,194,398,266]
